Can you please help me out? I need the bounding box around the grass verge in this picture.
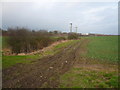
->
[60,68,118,88]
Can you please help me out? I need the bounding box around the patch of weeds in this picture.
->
[103,73,113,79]
[105,76,118,88]
[49,77,56,81]
[41,82,49,88]
[96,82,109,88]
[59,68,118,88]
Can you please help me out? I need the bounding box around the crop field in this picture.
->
[86,36,118,62]
[59,36,119,88]
[2,36,119,88]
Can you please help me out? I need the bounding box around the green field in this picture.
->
[86,36,118,62]
[59,36,119,88]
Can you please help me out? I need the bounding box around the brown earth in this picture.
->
[2,39,118,88]
[3,39,86,88]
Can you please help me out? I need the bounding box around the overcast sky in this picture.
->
[2,2,118,34]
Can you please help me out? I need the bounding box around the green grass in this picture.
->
[2,40,79,69]
[54,40,78,49]
[60,68,118,88]
[86,36,118,62]
[2,55,41,68]
[59,36,119,88]
[3,56,31,68]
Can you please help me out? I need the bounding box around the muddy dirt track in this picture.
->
[3,39,88,88]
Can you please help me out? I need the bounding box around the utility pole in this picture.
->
[75,26,78,33]
[70,22,72,32]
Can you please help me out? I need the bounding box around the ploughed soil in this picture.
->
[2,39,118,88]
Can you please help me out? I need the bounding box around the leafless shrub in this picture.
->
[7,27,53,54]
[68,33,79,40]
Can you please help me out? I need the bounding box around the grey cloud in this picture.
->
[2,2,118,35]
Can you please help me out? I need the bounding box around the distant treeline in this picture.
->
[2,28,67,37]
[2,27,80,54]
